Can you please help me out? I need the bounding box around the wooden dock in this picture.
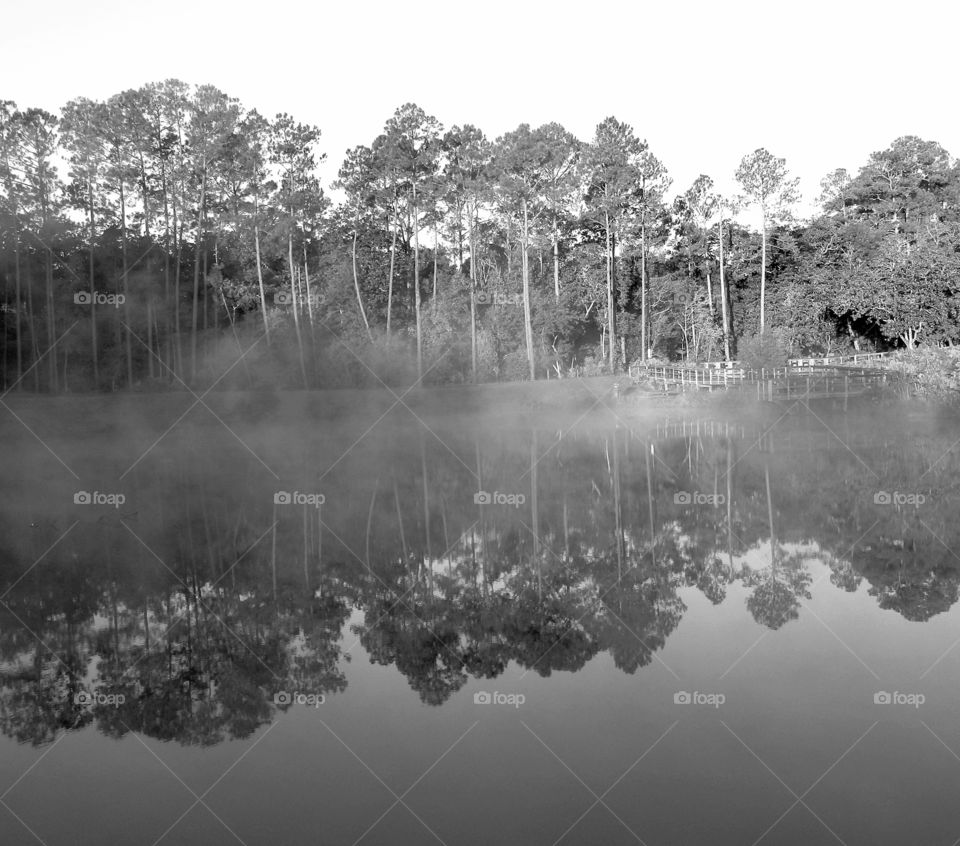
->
[628,356,895,402]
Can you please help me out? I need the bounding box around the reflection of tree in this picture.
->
[6,414,960,746]
[745,568,812,630]
[589,564,685,673]
[829,558,862,593]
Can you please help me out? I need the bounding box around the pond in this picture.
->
[2,389,960,845]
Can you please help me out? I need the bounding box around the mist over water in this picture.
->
[3,389,960,844]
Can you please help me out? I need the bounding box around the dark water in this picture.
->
[3,394,960,845]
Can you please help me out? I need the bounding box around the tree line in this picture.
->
[2,82,959,390]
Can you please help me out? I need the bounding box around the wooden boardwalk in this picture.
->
[629,354,896,401]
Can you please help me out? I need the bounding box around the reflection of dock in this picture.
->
[651,419,747,441]
[629,361,894,401]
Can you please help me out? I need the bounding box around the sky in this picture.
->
[2,0,956,223]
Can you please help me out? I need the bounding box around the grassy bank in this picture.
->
[875,348,960,403]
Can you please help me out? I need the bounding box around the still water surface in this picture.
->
[2,394,960,844]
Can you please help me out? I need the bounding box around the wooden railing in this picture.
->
[665,351,895,371]
[628,361,892,398]
[788,351,895,368]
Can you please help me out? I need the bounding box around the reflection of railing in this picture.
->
[653,419,747,440]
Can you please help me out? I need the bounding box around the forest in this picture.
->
[1,81,959,391]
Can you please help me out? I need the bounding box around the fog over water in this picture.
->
[2,387,960,844]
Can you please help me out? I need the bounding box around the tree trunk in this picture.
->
[553,215,560,299]
[88,182,97,389]
[254,193,270,345]
[303,243,314,331]
[287,219,308,389]
[387,205,397,336]
[414,183,422,381]
[759,211,767,335]
[469,200,477,383]
[351,218,372,341]
[121,178,132,387]
[432,227,439,309]
[641,215,647,363]
[605,210,616,372]
[14,231,22,387]
[160,150,171,375]
[718,215,731,362]
[191,162,207,382]
[521,198,535,381]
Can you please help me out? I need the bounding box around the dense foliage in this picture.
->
[2,84,959,390]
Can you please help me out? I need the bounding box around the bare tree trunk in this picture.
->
[14,232,21,386]
[432,227,439,309]
[718,214,731,362]
[414,184,423,381]
[553,215,560,299]
[159,151,171,374]
[254,193,270,345]
[351,218,372,340]
[469,200,477,383]
[521,198,535,380]
[387,207,397,336]
[759,210,767,336]
[641,214,647,363]
[88,182,97,388]
[605,210,616,372]
[303,243,314,330]
[120,178,132,387]
[190,164,206,382]
[287,223,308,389]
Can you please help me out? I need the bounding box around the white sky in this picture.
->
[2,0,956,223]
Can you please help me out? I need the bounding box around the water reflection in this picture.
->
[2,407,959,748]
